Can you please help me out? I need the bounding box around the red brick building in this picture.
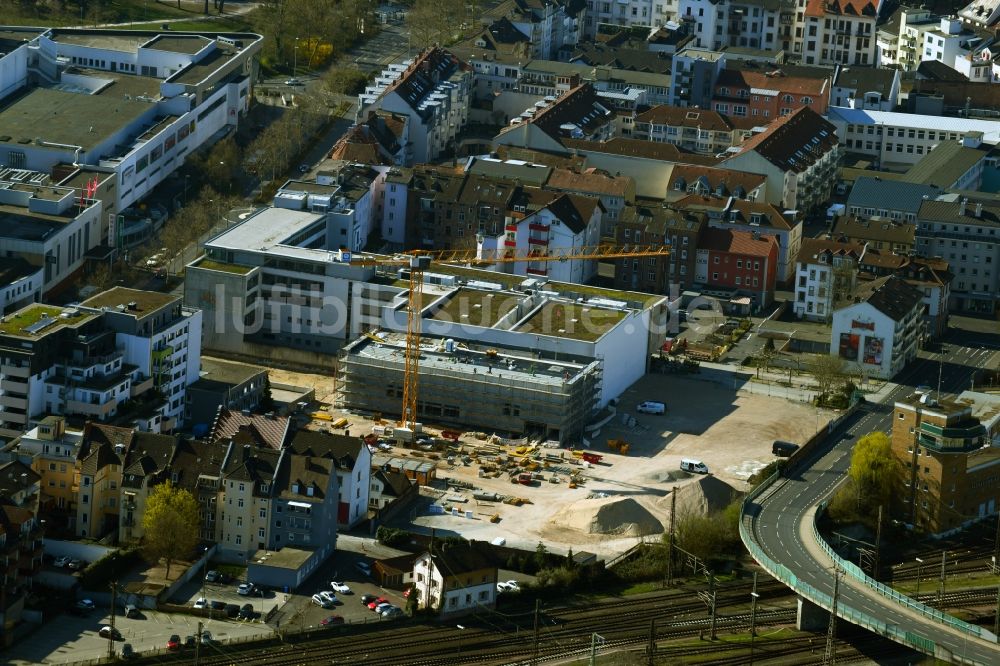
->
[695,227,778,309]
[711,68,830,120]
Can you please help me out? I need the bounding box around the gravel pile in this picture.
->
[550,496,664,537]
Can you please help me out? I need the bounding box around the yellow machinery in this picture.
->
[348,244,671,428]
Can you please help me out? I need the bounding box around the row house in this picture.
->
[288,430,372,529]
[722,106,839,214]
[8,416,80,521]
[358,48,472,165]
[614,203,706,294]
[677,194,802,283]
[694,226,779,308]
[663,165,768,204]
[630,105,758,154]
[711,67,831,119]
[477,192,604,283]
[793,237,865,322]
[832,215,915,254]
[830,275,922,379]
[0,287,202,440]
[858,251,954,339]
[585,0,663,38]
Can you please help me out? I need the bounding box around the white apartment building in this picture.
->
[413,546,498,616]
[506,0,584,59]
[357,48,472,165]
[585,0,663,38]
[476,194,604,283]
[830,275,922,379]
[0,27,262,217]
[827,107,1000,169]
[793,238,865,322]
[921,17,979,65]
[678,0,781,51]
[796,0,882,67]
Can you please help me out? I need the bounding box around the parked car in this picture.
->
[360,594,378,606]
[167,635,182,651]
[382,606,405,618]
[193,597,207,609]
[73,599,96,614]
[374,602,393,614]
[330,581,351,594]
[367,596,388,610]
[224,604,241,618]
[205,570,222,583]
[496,582,513,593]
[200,631,215,644]
[320,615,345,626]
[355,561,372,576]
[237,583,257,596]
[184,635,196,649]
[210,600,226,611]
[319,590,337,605]
[378,604,402,616]
[679,458,708,474]
[67,559,85,570]
[238,604,255,620]
[636,401,666,415]
[99,626,122,640]
[120,643,135,659]
[311,593,335,609]
[504,580,520,591]
[124,604,139,618]
[53,555,71,568]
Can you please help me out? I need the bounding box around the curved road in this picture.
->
[746,331,1000,664]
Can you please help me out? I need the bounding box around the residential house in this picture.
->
[270,442,339,556]
[832,215,915,254]
[846,178,941,223]
[830,64,900,110]
[915,196,1000,314]
[329,111,409,167]
[358,48,472,165]
[797,0,882,67]
[0,460,40,514]
[503,0,585,60]
[585,0,666,38]
[368,468,416,513]
[543,167,636,237]
[669,47,727,108]
[495,83,615,154]
[677,0,782,52]
[8,417,80,523]
[477,193,604,283]
[662,165,768,204]
[614,203,706,294]
[217,443,281,561]
[74,423,131,538]
[0,503,43,647]
[631,105,758,154]
[711,66,831,119]
[209,408,292,451]
[858,251,953,338]
[721,106,839,213]
[168,437,229,543]
[413,543,499,616]
[287,430,371,529]
[118,432,177,544]
[793,237,866,321]
[830,275,922,379]
[695,226,779,308]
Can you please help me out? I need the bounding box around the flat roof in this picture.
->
[432,288,520,326]
[0,205,77,241]
[828,107,1000,143]
[250,547,313,570]
[0,303,97,339]
[0,28,44,53]
[0,87,152,153]
[515,301,626,341]
[0,257,40,285]
[143,35,212,55]
[80,287,178,313]
[194,357,266,389]
[171,47,230,85]
[208,207,325,254]
[348,331,589,387]
[49,31,149,52]
[278,180,340,195]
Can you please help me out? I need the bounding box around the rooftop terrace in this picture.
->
[0,304,96,338]
[80,287,178,314]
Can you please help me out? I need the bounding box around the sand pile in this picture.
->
[549,496,664,537]
[659,475,739,518]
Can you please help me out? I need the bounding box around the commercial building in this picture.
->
[0,27,262,216]
[915,195,1000,314]
[830,275,922,379]
[357,48,472,165]
[0,288,202,439]
[891,391,1000,535]
[846,178,940,223]
[793,237,865,322]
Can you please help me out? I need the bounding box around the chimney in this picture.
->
[974,202,983,218]
[959,197,968,216]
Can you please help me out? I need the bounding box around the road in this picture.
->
[746,326,1000,664]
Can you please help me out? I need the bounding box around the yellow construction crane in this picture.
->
[349,243,670,428]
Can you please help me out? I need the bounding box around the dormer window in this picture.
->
[306,486,314,497]
[292,483,300,494]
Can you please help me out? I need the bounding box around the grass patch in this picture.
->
[215,563,247,580]
[619,581,663,596]
[892,573,1000,597]
[121,16,255,32]
[195,259,254,274]
[0,304,95,336]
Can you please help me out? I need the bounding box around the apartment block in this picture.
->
[793,237,865,322]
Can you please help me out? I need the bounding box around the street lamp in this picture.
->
[915,557,924,598]
[292,37,300,77]
[749,591,760,665]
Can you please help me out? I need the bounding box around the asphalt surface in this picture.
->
[746,326,1000,664]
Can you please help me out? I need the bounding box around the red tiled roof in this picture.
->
[715,68,829,97]
[210,408,291,450]
[724,106,837,173]
[699,226,777,257]
[635,105,741,132]
[805,0,878,17]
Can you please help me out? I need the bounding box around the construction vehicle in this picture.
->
[607,439,631,455]
[346,244,671,428]
[516,472,534,485]
[571,450,603,464]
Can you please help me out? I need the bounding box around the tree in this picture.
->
[848,431,900,511]
[323,66,371,96]
[807,354,845,401]
[405,585,419,615]
[534,541,548,571]
[142,481,200,579]
[673,500,743,569]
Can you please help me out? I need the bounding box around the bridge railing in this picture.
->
[813,502,997,643]
[739,471,990,664]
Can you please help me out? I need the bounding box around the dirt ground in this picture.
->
[375,373,835,559]
[263,365,338,405]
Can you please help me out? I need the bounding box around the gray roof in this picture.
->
[902,142,991,187]
[851,275,923,321]
[917,198,1000,228]
[847,177,941,215]
[833,65,897,95]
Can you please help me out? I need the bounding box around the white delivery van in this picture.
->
[680,459,709,474]
[637,401,666,414]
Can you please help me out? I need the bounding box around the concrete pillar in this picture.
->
[797,596,830,631]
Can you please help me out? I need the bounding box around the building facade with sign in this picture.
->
[830,275,923,379]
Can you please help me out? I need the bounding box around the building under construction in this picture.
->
[338,332,602,444]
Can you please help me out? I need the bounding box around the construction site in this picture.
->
[332,371,835,559]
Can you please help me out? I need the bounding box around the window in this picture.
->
[235,534,242,545]
[259,508,266,518]
[258,528,265,539]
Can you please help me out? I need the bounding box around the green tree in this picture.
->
[848,431,900,511]
[323,66,371,96]
[405,585,419,615]
[674,500,742,569]
[534,541,548,571]
[141,481,200,579]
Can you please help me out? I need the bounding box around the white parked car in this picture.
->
[379,604,403,616]
[496,582,513,593]
[636,401,665,414]
[330,581,351,594]
[311,593,335,609]
[53,555,71,568]
[193,597,207,609]
[319,590,337,605]
[504,580,520,591]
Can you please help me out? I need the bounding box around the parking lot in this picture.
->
[3,603,269,665]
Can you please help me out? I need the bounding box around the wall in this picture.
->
[42,539,113,562]
[159,544,216,604]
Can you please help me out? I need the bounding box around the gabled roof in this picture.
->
[902,141,991,188]
[210,408,291,450]
[915,59,969,83]
[373,468,412,498]
[274,452,334,502]
[423,541,498,577]
[500,84,613,145]
[545,167,634,198]
[121,432,177,488]
[561,137,721,165]
[383,47,466,115]
[288,430,367,472]
[635,105,755,132]
[724,106,838,173]
[0,460,40,498]
[715,67,830,97]
[536,193,603,234]
[848,275,923,321]
[832,65,897,95]
[221,443,281,486]
[698,226,778,257]
[798,237,866,264]
[666,165,767,199]
[169,438,229,491]
[0,504,35,539]
[833,216,916,245]
[805,0,879,17]
[847,178,941,215]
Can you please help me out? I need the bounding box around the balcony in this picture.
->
[528,236,549,245]
[0,395,27,410]
[130,376,154,398]
[66,399,117,418]
[0,364,30,379]
[1,379,28,394]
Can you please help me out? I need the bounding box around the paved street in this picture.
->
[747,324,1000,664]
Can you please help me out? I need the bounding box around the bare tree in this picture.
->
[807,354,846,401]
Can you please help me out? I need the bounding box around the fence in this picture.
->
[740,470,992,665]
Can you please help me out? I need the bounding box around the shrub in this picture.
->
[81,548,143,590]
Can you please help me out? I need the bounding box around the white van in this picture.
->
[636,401,666,414]
[680,459,708,474]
